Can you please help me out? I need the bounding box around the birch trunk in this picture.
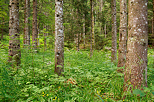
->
[117,0,127,67]
[8,0,21,66]
[124,0,148,90]
[111,0,117,63]
[55,0,64,76]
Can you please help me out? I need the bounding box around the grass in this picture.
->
[0,38,154,102]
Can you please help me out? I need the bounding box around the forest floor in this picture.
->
[0,38,154,102]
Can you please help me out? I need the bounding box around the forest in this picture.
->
[0,0,154,101]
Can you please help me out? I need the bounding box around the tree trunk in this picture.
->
[111,0,117,64]
[43,24,47,51]
[117,0,127,67]
[8,0,21,66]
[90,0,94,57]
[83,14,86,50]
[1,18,4,41]
[104,23,106,38]
[124,0,148,90]
[55,0,64,76]
[32,0,38,50]
[152,0,154,47]
[24,0,30,46]
[76,9,80,51]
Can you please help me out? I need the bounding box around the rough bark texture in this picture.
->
[24,0,30,46]
[117,0,127,67]
[90,0,94,57]
[55,0,64,76]
[124,0,148,90]
[32,0,38,49]
[111,0,117,63]
[8,0,21,66]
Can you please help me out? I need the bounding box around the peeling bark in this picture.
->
[118,0,127,67]
[24,0,30,46]
[55,0,64,76]
[32,0,38,50]
[124,0,148,90]
[8,0,21,66]
[111,0,117,63]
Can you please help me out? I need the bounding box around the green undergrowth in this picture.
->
[0,46,154,102]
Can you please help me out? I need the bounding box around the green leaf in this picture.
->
[133,89,145,97]
[152,92,154,95]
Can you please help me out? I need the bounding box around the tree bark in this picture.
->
[24,0,30,46]
[124,0,148,90]
[117,0,127,67]
[55,0,64,76]
[111,0,117,64]
[8,0,21,66]
[90,0,94,57]
[32,0,38,50]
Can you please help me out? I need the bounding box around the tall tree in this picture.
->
[90,0,94,57]
[8,0,21,66]
[111,0,117,63]
[55,0,64,76]
[152,0,154,46]
[32,0,38,49]
[24,0,30,46]
[124,0,148,90]
[117,0,127,67]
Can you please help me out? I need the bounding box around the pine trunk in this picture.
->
[55,0,64,76]
[111,0,117,63]
[117,0,127,67]
[32,0,38,50]
[8,0,21,66]
[124,0,148,90]
[24,0,30,46]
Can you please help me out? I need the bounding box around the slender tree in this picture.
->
[24,0,30,46]
[55,0,64,76]
[8,0,21,66]
[32,0,38,49]
[90,0,94,57]
[117,0,127,67]
[152,0,154,46]
[83,14,86,50]
[124,0,148,90]
[111,0,117,63]
[1,18,4,41]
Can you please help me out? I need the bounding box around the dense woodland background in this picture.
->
[0,0,154,101]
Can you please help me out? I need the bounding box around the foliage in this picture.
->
[0,38,154,101]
